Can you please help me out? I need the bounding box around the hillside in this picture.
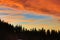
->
[0,20,60,40]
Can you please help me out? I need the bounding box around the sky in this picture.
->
[0,0,60,31]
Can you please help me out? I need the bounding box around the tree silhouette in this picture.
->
[0,20,60,40]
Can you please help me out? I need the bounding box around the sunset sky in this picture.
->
[0,0,60,31]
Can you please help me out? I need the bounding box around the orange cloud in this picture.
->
[1,15,36,24]
[0,0,60,18]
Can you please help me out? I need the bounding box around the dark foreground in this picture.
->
[0,20,60,40]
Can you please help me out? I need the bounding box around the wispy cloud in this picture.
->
[0,0,59,18]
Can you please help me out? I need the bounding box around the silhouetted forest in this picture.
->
[0,20,60,40]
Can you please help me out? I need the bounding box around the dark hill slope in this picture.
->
[0,20,60,40]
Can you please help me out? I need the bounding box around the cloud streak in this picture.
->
[0,0,59,18]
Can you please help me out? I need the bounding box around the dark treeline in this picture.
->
[0,20,60,40]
